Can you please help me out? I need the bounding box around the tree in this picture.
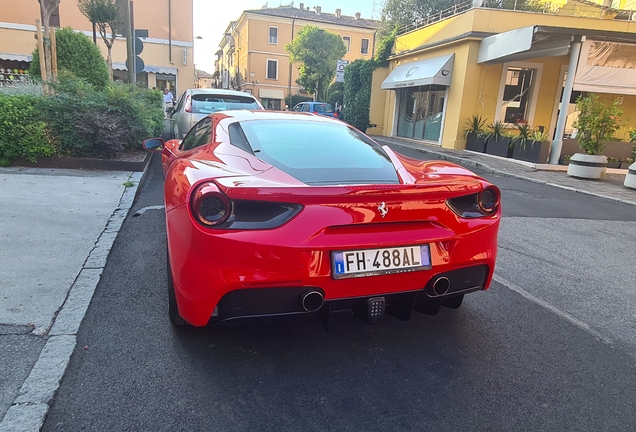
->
[286,26,347,101]
[38,0,62,81]
[381,0,456,30]
[77,0,125,80]
[30,27,109,89]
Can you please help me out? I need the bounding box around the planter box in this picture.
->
[512,140,551,163]
[619,162,634,169]
[559,157,570,166]
[10,152,151,172]
[486,136,513,158]
[567,153,608,180]
[465,132,487,153]
[607,162,621,169]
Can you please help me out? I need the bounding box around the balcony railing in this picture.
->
[397,0,636,35]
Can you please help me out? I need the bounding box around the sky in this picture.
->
[192,0,378,73]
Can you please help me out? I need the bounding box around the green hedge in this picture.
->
[0,95,55,166]
[0,79,163,164]
[30,27,109,90]
[343,59,375,132]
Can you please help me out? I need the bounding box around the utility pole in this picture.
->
[125,0,135,83]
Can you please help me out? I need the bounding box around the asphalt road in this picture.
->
[42,149,636,431]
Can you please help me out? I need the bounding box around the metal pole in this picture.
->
[287,18,295,110]
[125,0,134,83]
[168,0,172,62]
[130,0,136,82]
[549,35,583,164]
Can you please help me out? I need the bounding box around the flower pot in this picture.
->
[559,157,570,166]
[624,162,636,189]
[512,140,550,163]
[567,153,608,180]
[485,136,513,158]
[465,132,487,152]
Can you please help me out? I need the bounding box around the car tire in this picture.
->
[167,248,188,326]
[442,294,464,309]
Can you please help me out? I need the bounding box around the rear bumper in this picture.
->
[167,207,499,326]
[210,264,490,324]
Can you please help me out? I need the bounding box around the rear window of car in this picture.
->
[236,120,399,185]
[191,94,260,114]
[313,103,333,113]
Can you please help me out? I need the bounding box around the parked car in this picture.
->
[292,101,338,117]
[168,89,263,139]
[142,111,501,328]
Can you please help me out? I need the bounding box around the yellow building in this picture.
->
[0,0,195,93]
[218,4,379,109]
[370,1,636,163]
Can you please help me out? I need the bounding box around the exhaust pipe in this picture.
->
[301,290,324,312]
[432,277,451,296]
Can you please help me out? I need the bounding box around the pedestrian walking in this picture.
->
[163,88,175,119]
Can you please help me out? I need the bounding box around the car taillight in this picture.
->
[184,95,192,113]
[478,186,500,214]
[190,182,231,227]
[446,186,500,218]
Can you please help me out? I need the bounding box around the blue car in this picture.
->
[292,101,338,118]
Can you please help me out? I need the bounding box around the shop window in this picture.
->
[499,67,535,124]
[262,98,281,110]
[396,84,446,142]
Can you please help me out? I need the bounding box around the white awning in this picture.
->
[478,26,571,64]
[381,54,454,90]
[0,52,32,62]
[574,39,636,95]
[111,62,178,75]
[259,88,284,99]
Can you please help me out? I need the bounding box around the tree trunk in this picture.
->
[107,47,114,81]
[38,0,59,82]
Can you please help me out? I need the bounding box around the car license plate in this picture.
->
[332,245,431,279]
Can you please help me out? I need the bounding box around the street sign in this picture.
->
[134,37,144,56]
[335,59,349,83]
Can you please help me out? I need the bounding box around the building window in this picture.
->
[396,84,447,143]
[342,36,351,53]
[269,27,278,45]
[361,38,369,55]
[266,59,278,80]
[500,67,536,124]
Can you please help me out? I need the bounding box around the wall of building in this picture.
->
[0,0,194,90]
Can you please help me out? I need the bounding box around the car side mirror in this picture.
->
[142,138,165,153]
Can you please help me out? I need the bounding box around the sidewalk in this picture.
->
[372,135,636,206]
[0,167,143,431]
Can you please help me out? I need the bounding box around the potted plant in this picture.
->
[567,94,624,180]
[606,157,621,168]
[559,154,572,166]
[511,125,551,163]
[485,120,513,158]
[620,157,634,169]
[464,114,488,152]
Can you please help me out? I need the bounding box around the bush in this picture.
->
[30,27,109,89]
[343,59,375,131]
[574,94,624,155]
[0,94,56,166]
[41,81,163,158]
[325,81,343,108]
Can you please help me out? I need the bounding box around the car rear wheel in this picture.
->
[167,248,188,326]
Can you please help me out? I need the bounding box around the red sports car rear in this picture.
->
[143,111,501,328]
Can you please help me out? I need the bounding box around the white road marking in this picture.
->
[493,274,614,346]
[133,205,165,216]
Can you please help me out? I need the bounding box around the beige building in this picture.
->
[0,0,195,93]
[218,4,378,109]
[368,0,636,164]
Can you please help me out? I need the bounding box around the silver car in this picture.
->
[168,89,264,139]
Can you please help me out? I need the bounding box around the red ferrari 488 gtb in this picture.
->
[143,111,501,328]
